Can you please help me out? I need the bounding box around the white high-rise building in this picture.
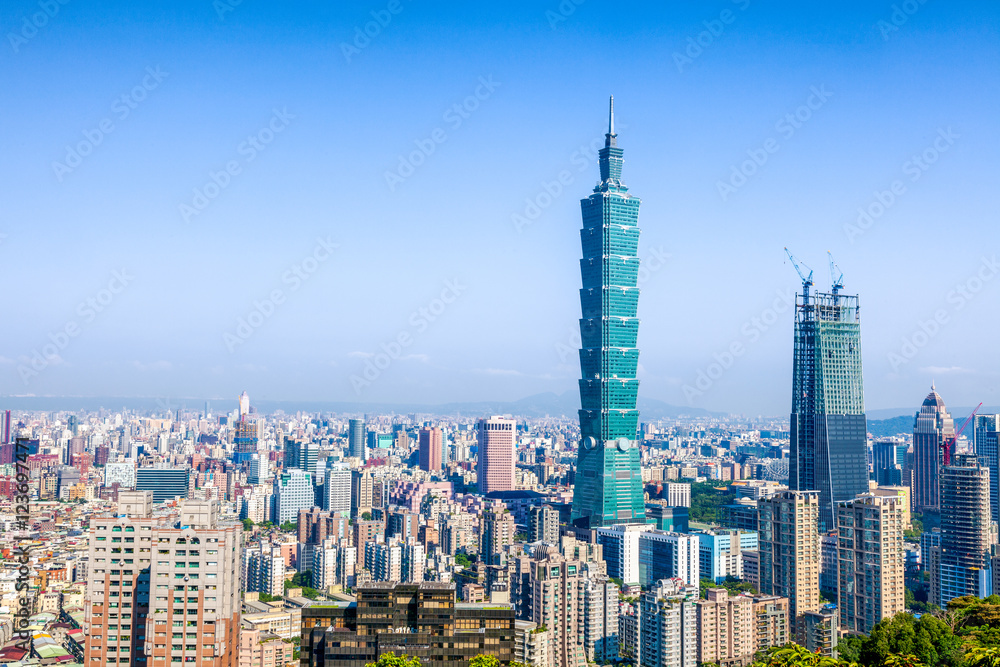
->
[322,465,351,515]
[667,482,692,508]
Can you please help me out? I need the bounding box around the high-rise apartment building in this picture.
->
[477,416,515,494]
[637,531,700,588]
[419,426,443,472]
[146,501,241,666]
[758,490,820,636]
[85,493,242,667]
[801,605,839,658]
[321,465,350,515]
[931,454,995,606]
[480,509,515,564]
[519,550,588,667]
[572,98,646,530]
[974,414,1000,525]
[582,575,620,664]
[244,543,286,596]
[836,493,905,634]
[696,588,754,667]
[788,271,868,532]
[528,505,560,545]
[912,386,955,513]
[751,595,790,653]
[348,419,366,460]
[639,578,698,667]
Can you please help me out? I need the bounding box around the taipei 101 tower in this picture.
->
[571,97,647,529]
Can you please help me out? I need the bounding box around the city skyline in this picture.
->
[3,2,998,414]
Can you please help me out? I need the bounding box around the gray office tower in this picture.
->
[872,439,907,487]
[135,467,190,503]
[974,414,1000,524]
[349,419,366,460]
[788,264,869,532]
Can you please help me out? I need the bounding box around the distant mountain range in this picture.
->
[866,406,998,439]
[0,392,719,419]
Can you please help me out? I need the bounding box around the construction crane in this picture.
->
[942,401,983,466]
[784,247,813,300]
[828,251,843,296]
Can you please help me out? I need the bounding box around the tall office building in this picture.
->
[758,491,820,637]
[666,483,692,508]
[477,416,516,494]
[639,578,698,667]
[419,426,443,472]
[248,454,269,485]
[571,98,646,530]
[696,529,758,584]
[974,414,1000,525]
[136,466,190,502]
[931,454,995,606]
[912,385,955,513]
[872,438,907,487]
[348,419,366,460]
[272,469,315,524]
[788,270,868,532]
[285,439,318,477]
[836,493,905,634]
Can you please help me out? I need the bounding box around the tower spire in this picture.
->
[605,95,617,148]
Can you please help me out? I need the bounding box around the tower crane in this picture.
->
[784,247,813,300]
[942,402,982,466]
[828,251,844,296]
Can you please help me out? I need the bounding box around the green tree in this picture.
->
[753,643,840,667]
[280,520,297,532]
[364,652,421,667]
[836,635,864,664]
[241,518,254,532]
[964,647,1000,667]
[362,511,373,521]
[469,655,500,667]
[455,553,472,568]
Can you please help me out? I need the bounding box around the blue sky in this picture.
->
[0,0,997,415]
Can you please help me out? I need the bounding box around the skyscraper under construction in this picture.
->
[787,257,869,532]
[571,97,646,529]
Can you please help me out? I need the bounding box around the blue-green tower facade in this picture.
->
[571,97,647,529]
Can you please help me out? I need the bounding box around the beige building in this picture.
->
[836,493,905,634]
[514,619,551,667]
[758,490,820,637]
[238,624,294,667]
[696,589,754,667]
[84,492,242,667]
[751,595,789,652]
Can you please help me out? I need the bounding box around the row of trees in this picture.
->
[752,595,1000,667]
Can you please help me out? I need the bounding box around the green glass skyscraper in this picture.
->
[571,97,646,529]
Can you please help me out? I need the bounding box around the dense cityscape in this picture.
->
[2,101,999,667]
